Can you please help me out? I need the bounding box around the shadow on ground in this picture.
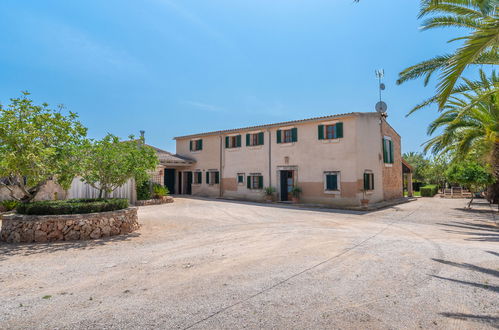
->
[438,217,499,242]
[0,233,140,262]
[440,313,499,329]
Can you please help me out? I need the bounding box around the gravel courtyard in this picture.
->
[0,197,498,329]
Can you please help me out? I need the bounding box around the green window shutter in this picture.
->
[276,130,282,144]
[389,140,394,163]
[371,174,374,190]
[225,136,229,148]
[206,172,210,184]
[215,172,220,184]
[326,174,338,190]
[336,122,343,138]
[291,128,298,142]
[382,139,387,163]
[189,141,193,151]
[247,176,251,189]
[258,132,264,145]
[197,172,202,183]
[237,135,241,147]
[198,139,203,150]
[364,173,369,190]
[318,125,324,140]
[246,134,250,146]
[258,176,263,189]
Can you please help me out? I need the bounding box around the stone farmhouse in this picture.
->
[155,112,405,207]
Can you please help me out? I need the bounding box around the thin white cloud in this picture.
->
[182,100,225,113]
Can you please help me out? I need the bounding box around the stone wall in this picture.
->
[0,207,139,243]
[135,196,174,206]
[381,119,403,200]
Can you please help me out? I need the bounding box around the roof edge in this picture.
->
[174,112,378,140]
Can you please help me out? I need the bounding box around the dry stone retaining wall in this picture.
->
[135,196,174,206]
[0,207,139,243]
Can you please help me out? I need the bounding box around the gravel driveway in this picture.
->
[1,197,498,329]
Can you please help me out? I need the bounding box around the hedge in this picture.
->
[420,185,438,197]
[16,198,129,215]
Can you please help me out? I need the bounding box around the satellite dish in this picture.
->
[375,101,388,114]
[380,83,386,90]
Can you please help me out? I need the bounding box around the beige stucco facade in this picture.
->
[172,112,402,207]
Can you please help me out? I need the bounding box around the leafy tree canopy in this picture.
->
[0,92,88,201]
[81,134,158,198]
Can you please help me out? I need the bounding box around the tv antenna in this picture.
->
[375,69,387,116]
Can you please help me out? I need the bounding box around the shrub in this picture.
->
[1,200,20,211]
[17,198,129,215]
[420,185,438,197]
[152,184,168,198]
[264,186,276,196]
[137,180,152,201]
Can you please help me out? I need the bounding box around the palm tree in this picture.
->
[423,70,499,202]
[397,0,499,110]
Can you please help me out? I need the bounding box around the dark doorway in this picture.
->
[186,172,193,195]
[164,169,175,194]
[280,170,294,201]
[178,172,182,195]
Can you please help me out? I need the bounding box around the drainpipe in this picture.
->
[268,129,272,188]
[219,135,223,198]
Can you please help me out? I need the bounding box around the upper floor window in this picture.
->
[382,137,394,164]
[225,135,241,149]
[246,132,264,146]
[318,122,343,140]
[277,128,297,144]
[190,139,203,152]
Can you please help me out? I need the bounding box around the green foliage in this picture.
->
[264,186,276,196]
[420,185,439,197]
[445,161,495,193]
[1,200,20,211]
[17,198,128,215]
[290,186,302,197]
[81,134,158,198]
[0,92,88,201]
[403,152,431,183]
[398,0,499,110]
[152,184,168,198]
[136,180,152,201]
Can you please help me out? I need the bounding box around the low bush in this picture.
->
[1,200,20,211]
[420,185,438,197]
[17,198,129,215]
[153,184,169,198]
[136,180,152,201]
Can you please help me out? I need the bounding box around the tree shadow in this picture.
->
[440,313,499,329]
[486,250,499,258]
[431,258,499,277]
[437,220,499,243]
[431,275,499,293]
[0,232,140,261]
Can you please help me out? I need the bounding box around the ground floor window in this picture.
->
[206,171,220,185]
[237,173,245,184]
[247,174,263,190]
[193,171,202,184]
[324,171,340,191]
[363,171,374,191]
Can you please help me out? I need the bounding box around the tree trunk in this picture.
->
[486,142,499,205]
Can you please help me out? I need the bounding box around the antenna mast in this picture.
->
[374,69,388,117]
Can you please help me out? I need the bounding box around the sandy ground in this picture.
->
[0,197,498,329]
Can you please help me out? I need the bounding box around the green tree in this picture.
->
[0,92,88,201]
[445,160,495,208]
[81,134,158,198]
[425,156,450,187]
[397,0,499,109]
[403,152,430,183]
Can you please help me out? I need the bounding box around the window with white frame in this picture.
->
[318,123,344,140]
[237,173,245,185]
[206,171,220,185]
[363,171,374,191]
[225,135,241,149]
[324,171,340,192]
[246,132,264,146]
[247,174,263,190]
[193,171,202,184]
[382,137,394,164]
[190,139,203,152]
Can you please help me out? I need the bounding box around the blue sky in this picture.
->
[0,0,459,153]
